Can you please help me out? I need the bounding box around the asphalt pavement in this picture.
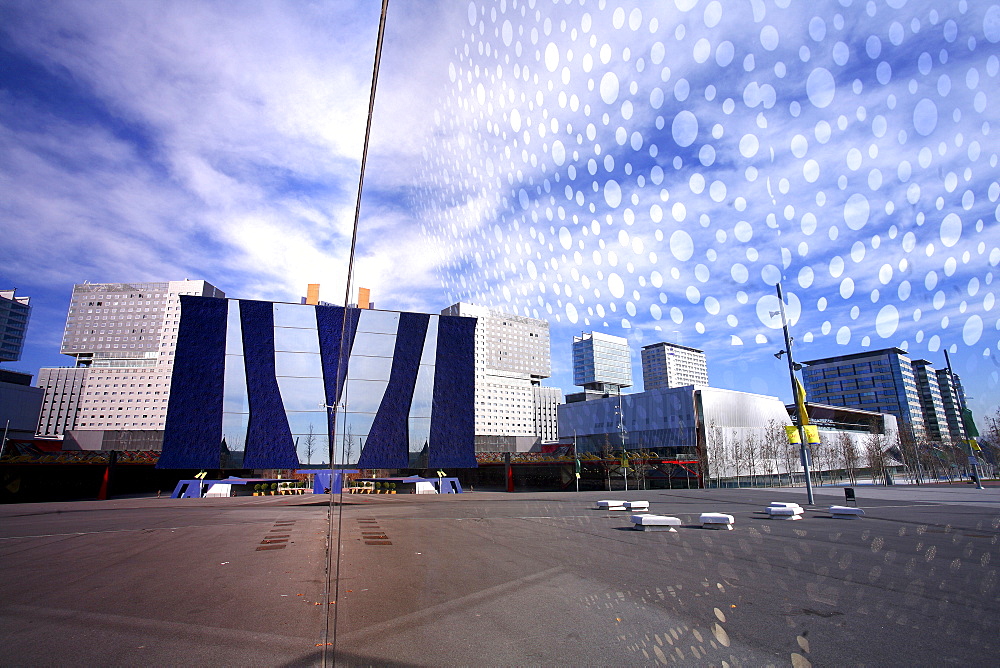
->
[2,484,998,666]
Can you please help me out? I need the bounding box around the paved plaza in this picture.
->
[2,484,998,666]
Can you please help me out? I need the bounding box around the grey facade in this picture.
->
[641,341,708,390]
[0,289,31,363]
[572,331,632,393]
[0,369,44,442]
[35,367,89,437]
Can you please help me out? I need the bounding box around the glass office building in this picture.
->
[158,296,476,470]
[801,348,926,441]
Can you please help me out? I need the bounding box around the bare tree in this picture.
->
[745,430,760,488]
[838,432,859,486]
[865,430,888,485]
[707,420,726,487]
[304,423,316,465]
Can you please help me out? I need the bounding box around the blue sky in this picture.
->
[1,0,998,422]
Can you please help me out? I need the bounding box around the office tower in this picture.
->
[441,302,559,450]
[936,369,964,443]
[36,280,224,438]
[572,331,632,394]
[0,289,31,363]
[641,341,709,390]
[801,347,926,441]
[911,359,949,443]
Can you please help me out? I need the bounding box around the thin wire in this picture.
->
[323,1,391,666]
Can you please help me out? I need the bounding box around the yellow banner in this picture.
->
[803,425,820,445]
[969,439,982,452]
[796,378,810,426]
[785,426,801,444]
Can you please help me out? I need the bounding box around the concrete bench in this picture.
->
[631,514,681,532]
[829,505,865,519]
[765,506,803,520]
[623,501,650,512]
[769,502,802,509]
[700,513,735,530]
[596,500,627,511]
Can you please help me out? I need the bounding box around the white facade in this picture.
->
[572,331,632,392]
[37,280,224,436]
[442,302,560,449]
[641,342,708,390]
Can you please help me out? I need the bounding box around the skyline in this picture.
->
[1,0,998,421]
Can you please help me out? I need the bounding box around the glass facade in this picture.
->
[159,297,476,470]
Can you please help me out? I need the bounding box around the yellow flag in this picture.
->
[785,426,801,444]
[969,439,982,452]
[795,378,810,426]
[803,425,820,445]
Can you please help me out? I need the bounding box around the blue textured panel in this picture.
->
[316,305,360,461]
[240,300,299,469]
[357,312,429,469]
[158,296,227,469]
[429,314,477,468]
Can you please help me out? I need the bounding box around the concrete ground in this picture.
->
[1,484,998,666]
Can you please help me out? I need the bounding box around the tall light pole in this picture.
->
[774,283,815,506]
[617,394,628,491]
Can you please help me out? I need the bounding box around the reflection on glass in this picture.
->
[221,411,249,451]
[273,302,318,330]
[292,432,329,466]
[276,375,327,412]
[346,354,393,382]
[335,412,375,465]
[349,331,397,358]
[419,316,439,365]
[357,309,400,335]
[225,300,243,355]
[409,364,434,417]
[274,326,321,353]
[222,355,249,414]
[285,410,327,435]
[275,351,323,378]
[341,378,391,414]
[408,416,430,454]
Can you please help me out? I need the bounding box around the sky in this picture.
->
[1,0,998,422]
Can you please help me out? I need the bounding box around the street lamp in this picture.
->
[774,283,815,506]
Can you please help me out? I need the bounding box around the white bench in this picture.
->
[765,506,803,520]
[769,502,802,509]
[623,500,650,512]
[596,500,627,511]
[829,505,865,519]
[700,512,735,530]
[631,514,681,532]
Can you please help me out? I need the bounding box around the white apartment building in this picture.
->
[641,342,709,390]
[441,302,560,450]
[36,280,224,438]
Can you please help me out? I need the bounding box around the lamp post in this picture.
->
[773,283,815,506]
[616,394,628,492]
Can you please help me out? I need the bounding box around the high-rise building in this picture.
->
[911,359,949,443]
[572,331,632,394]
[641,341,708,390]
[36,280,224,440]
[0,289,31,363]
[441,302,559,451]
[936,369,965,443]
[802,347,929,441]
